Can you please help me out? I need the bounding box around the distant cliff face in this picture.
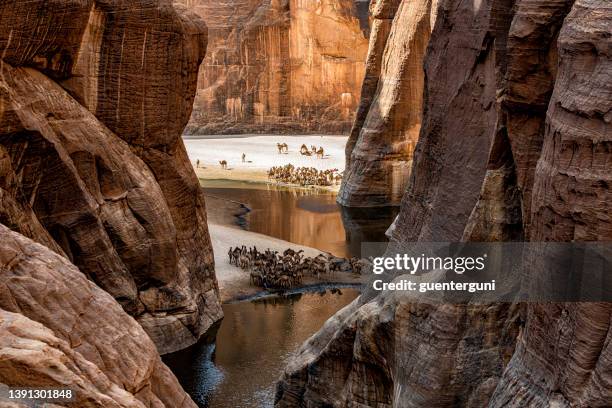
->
[276,0,612,407]
[0,0,222,361]
[180,0,370,135]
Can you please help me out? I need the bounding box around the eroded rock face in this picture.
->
[0,225,196,407]
[179,0,369,135]
[276,0,611,406]
[490,1,612,405]
[338,0,435,207]
[0,0,222,354]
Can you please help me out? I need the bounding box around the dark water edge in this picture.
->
[164,288,360,408]
[201,179,398,258]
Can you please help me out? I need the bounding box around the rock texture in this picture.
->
[180,0,369,135]
[276,0,612,407]
[0,225,196,407]
[338,0,436,207]
[0,0,222,355]
[490,1,612,405]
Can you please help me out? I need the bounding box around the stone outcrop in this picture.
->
[0,0,222,355]
[0,225,196,407]
[338,0,436,207]
[276,0,611,407]
[180,0,369,135]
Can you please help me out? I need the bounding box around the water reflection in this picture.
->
[164,289,360,408]
[202,180,398,258]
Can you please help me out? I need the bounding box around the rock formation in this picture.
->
[0,225,196,407]
[180,0,370,135]
[338,0,436,207]
[0,0,222,355]
[490,1,612,405]
[276,0,611,407]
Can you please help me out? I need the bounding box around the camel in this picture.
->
[276,143,288,154]
[219,160,228,169]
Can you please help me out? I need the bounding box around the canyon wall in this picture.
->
[338,0,436,207]
[0,225,197,407]
[276,0,612,407]
[180,0,370,135]
[0,0,222,363]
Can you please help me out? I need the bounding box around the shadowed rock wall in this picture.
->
[0,0,222,356]
[276,0,611,406]
[180,0,370,135]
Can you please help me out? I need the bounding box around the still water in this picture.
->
[164,288,359,408]
[202,179,398,258]
[164,181,393,407]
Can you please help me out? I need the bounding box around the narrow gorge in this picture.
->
[0,0,610,407]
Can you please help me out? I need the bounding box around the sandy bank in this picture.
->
[185,134,348,192]
[209,223,362,302]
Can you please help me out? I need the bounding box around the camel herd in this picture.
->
[228,246,364,289]
[268,164,343,187]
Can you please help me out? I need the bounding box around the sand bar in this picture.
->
[184,134,348,191]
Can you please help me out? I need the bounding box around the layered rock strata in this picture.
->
[276,0,611,406]
[0,225,196,407]
[338,0,436,207]
[180,0,369,135]
[0,0,222,355]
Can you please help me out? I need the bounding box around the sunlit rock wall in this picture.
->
[180,0,370,135]
[338,0,436,207]
[0,0,222,356]
[276,0,612,406]
[0,225,197,407]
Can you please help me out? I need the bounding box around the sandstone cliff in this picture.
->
[338,0,436,207]
[0,0,222,355]
[0,225,196,407]
[180,0,370,135]
[276,0,611,406]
